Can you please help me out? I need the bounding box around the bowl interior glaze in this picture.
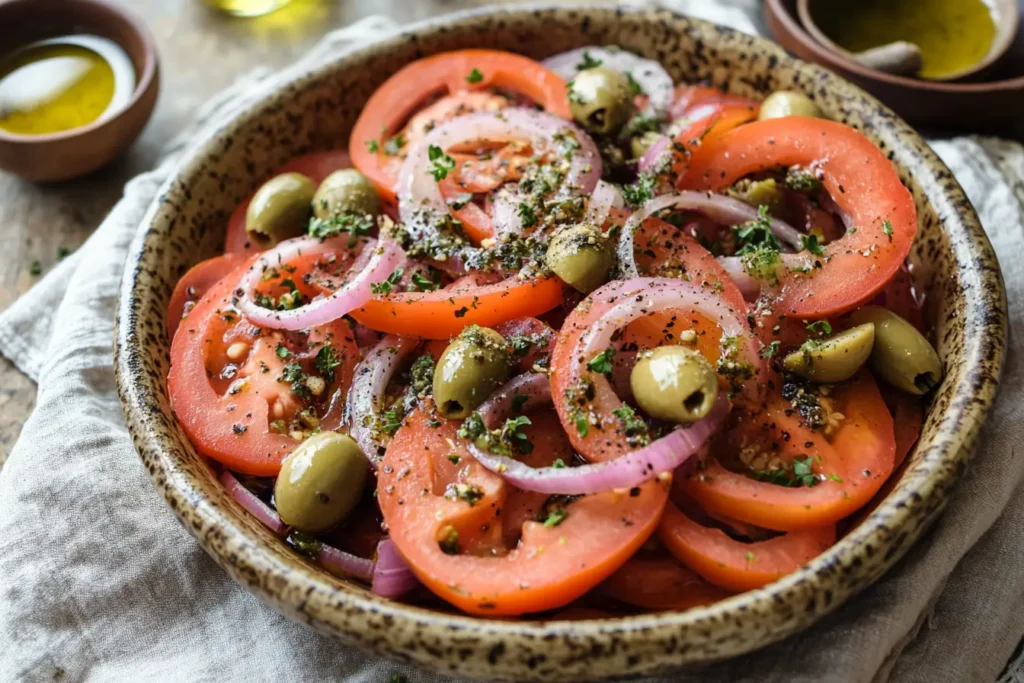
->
[114,5,1006,681]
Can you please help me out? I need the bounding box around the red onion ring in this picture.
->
[320,542,374,582]
[219,470,287,535]
[371,538,420,598]
[237,236,406,331]
[541,47,674,115]
[616,192,805,279]
[347,335,420,466]
[468,373,729,495]
[637,134,670,174]
[585,180,623,227]
[717,256,762,302]
[398,108,601,240]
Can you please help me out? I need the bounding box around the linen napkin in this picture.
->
[2,5,1024,682]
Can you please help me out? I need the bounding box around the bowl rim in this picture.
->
[114,3,1008,678]
[0,0,159,145]
[768,0,1024,93]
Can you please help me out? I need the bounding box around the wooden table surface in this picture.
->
[0,0,569,465]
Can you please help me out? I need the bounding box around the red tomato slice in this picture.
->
[658,502,835,592]
[494,316,556,372]
[378,408,669,615]
[224,150,353,255]
[167,253,248,338]
[670,104,757,179]
[168,261,358,476]
[681,372,896,531]
[596,552,732,610]
[677,117,917,319]
[350,50,571,205]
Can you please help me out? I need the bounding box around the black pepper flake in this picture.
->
[232,424,247,435]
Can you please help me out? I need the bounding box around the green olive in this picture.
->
[568,67,637,135]
[433,326,511,419]
[630,346,719,424]
[630,131,663,159]
[546,223,615,294]
[783,323,875,383]
[728,178,784,215]
[758,91,824,120]
[246,172,316,245]
[274,431,367,533]
[313,169,379,220]
[848,306,942,395]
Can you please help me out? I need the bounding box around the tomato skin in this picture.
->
[168,262,358,476]
[167,253,248,338]
[224,150,353,255]
[349,49,571,204]
[658,503,835,592]
[597,553,732,610]
[678,117,917,319]
[682,372,896,531]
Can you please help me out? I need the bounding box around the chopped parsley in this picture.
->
[314,345,342,383]
[517,201,539,229]
[624,70,642,96]
[734,205,782,254]
[56,246,71,260]
[611,404,649,447]
[408,354,435,396]
[577,50,603,70]
[785,167,822,192]
[438,526,461,555]
[801,233,825,256]
[586,347,615,376]
[308,212,374,242]
[740,245,781,285]
[445,482,484,506]
[409,271,439,292]
[806,320,832,337]
[466,67,484,84]
[511,393,530,412]
[537,494,579,528]
[364,138,379,153]
[621,172,657,207]
[575,414,589,437]
[882,220,894,242]
[541,508,569,528]
[29,260,41,276]
[370,268,404,295]
[752,455,819,488]
[428,145,457,181]
[552,458,566,469]
[380,409,403,436]
[760,340,781,359]
[457,412,487,442]
[501,415,534,455]
[275,344,292,359]
[383,134,406,156]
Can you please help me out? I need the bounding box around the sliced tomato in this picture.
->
[670,104,757,179]
[224,150,353,255]
[168,261,358,476]
[495,317,556,372]
[378,407,668,615]
[681,372,896,531]
[350,50,571,205]
[658,502,835,592]
[351,275,564,339]
[168,253,248,338]
[596,552,732,610]
[677,118,917,319]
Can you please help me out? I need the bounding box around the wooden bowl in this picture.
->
[766,0,1024,137]
[113,5,1007,680]
[0,0,160,182]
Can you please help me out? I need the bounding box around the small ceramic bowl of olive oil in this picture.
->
[0,0,159,182]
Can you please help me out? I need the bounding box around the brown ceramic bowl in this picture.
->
[766,0,1024,138]
[0,0,159,182]
[114,5,1007,681]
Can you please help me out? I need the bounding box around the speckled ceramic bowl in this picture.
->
[114,5,1007,681]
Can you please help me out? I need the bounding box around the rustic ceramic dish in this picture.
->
[114,5,1007,681]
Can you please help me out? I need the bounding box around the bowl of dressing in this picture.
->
[0,0,159,182]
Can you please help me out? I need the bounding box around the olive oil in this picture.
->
[811,0,998,80]
[204,0,293,17]
[0,36,135,136]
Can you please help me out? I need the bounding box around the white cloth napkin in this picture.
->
[2,5,1024,682]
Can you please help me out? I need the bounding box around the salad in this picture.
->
[167,47,941,616]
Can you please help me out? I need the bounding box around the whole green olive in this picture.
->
[758,91,824,120]
[630,131,663,159]
[783,323,875,383]
[728,178,784,216]
[246,172,316,245]
[274,431,367,533]
[313,169,379,220]
[630,346,719,424]
[546,223,615,294]
[568,67,637,136]
[847,306,942,395]
[433,326,511,419]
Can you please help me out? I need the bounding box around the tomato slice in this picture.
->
[681,372,896,531]
[677,117,917,319]
[658,502,835,592]
[168,261,358,476]
[378,407,669,615]
[350,50,571,205]
[596,552,732,610]
[351,275,564,339]
[168,253,248,338]
[224,150,353,255]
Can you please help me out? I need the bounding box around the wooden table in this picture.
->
[0,0,564,465]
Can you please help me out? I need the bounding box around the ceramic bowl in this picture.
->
[114,5,1007,680]
[0,0,160,182]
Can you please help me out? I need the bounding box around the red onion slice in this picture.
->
[237,236,406,331]
[397,108,601,240]
[584,180,623,227]
[541,47,674,115]
[637,134,670,174]
[616,192,805,279]
[219,470,287,536]
[371,538,420,598]
[320,542,374,582]
[717,256,762,302]
[347,335,420,466]
[468,373,729,495]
